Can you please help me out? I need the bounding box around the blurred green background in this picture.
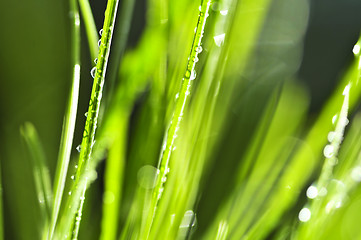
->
[0,0,361,239]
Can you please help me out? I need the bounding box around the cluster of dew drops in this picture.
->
[90,29,104,79]
[298,84,361,223]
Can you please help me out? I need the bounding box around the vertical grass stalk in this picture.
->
[47,0,81,238]
[143,0,212,238]
[78,0,98,60]
[66,0,120,237]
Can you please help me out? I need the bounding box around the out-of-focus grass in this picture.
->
[2,0,361,239]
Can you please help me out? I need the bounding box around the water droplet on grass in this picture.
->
[199,5,202,11]
[196,46,203,53]
[70,175,75,180]
[84,112,88,117]
[99,29,103,36]
[353,44,360,55]
[91,67,96,78]
[306,185,318,199]
[220,10,228,15]
[98,39,102,47]
[94,58,98,64]
[323,145,334,158]
[175,93,179,99]
[328,131,335,142]
[76,145,81,152]
[180,210,197,228]
[190,70,196,80]
[213,33,225,47]
[298,208,311,222]
[68,191,72,195]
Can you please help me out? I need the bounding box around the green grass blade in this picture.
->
[78,0,98,60]
[20,123,53,235]
[47,0,81,238]
[99,108,128,240]
[54,0,121,238]
[142,0,212,238]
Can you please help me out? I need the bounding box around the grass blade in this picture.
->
[78,0,98,60]
[47,0,81,238]
[142,0,212,238]
[54,0,121,238]
[20,123,53,237]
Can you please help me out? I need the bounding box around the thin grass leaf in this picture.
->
[54,0,121,238]
[0,162,4,240]
[20,123,53,237]
[78,0,98,60]
[47,0,81,238]
[141,1,212,238]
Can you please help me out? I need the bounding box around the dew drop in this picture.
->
[180,210,197,228]
[76,145,81,153]
[172,146,176,151]
[190,70,196,80]
[323,144,334,158]
[199,5,202,11]
[351,166,361,182]
[84,112,88,117]
[91,67,97,78]
[196,46,203,53]
[306,185,318,199]
[185,69,191,78]
[99,29,103,36]
[327,131,336,142]
[213,33,225,47]
[185,90,190,96]
[70,175,75,180]
[75,165,78,169]
[94,58,98,64]
[68,191,72,195]
[175,93,179,99]
[98,39,102,47]
[353,44,360,55]
[298,208,311,222]
[220,10,228,15]
[193,56,199,63]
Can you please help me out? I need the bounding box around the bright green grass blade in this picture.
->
[47,0,81,238]
[54,0,121,238]
[99,107,128,240]
[78,0,98,60]
[20,123,53,235]
[142,1,212,238]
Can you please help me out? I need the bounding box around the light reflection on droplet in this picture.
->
[213,33,225,47]
[327,131,336,142]
[306,185,318,199]
[323,144,334,158]
[353,44,361,55]
[343,84,350,96]
[332,114,338,125]
[220,10,228,15]
[180,210,197,228]
[299,208,311,222]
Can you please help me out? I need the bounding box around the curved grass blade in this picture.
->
[47,0,81,238]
